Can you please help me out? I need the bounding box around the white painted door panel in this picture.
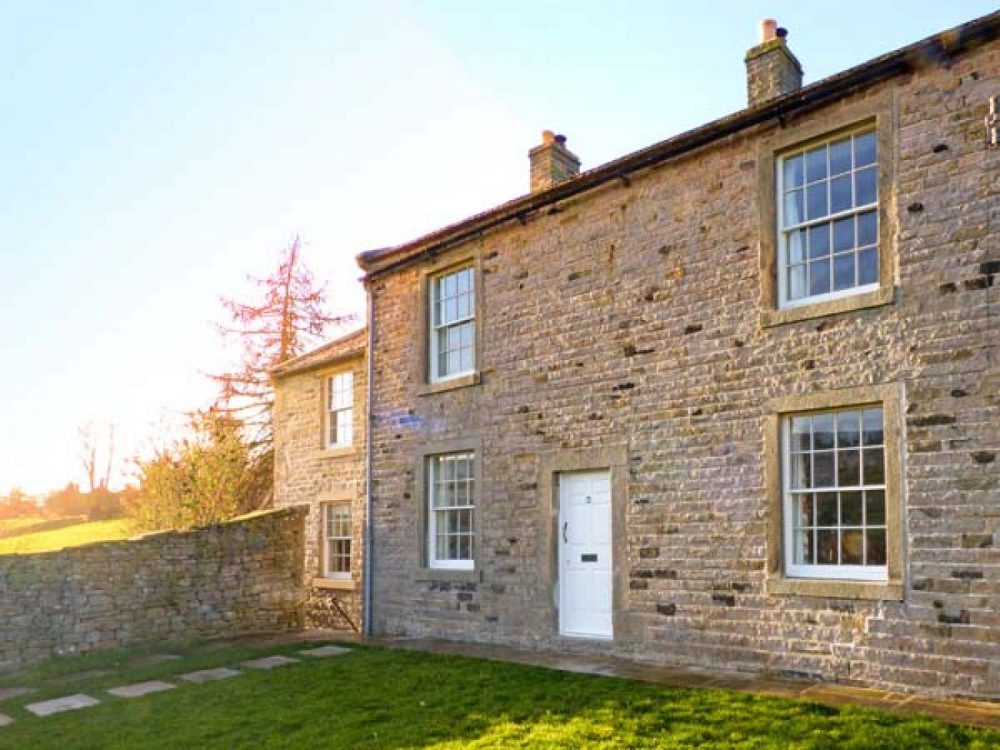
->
[558,471,613,639]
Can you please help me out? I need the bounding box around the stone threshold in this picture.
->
[365,636,1000,731]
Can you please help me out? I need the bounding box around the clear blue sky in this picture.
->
[1,1,994,494]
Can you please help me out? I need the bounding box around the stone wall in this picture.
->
[366,37,999,699]
[272,339,367,632]
[0,507,306,670]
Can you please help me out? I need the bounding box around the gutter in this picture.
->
[358,11,999,280]
[363,285,375,637]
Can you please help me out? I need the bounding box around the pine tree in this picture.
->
[209,237,351,504]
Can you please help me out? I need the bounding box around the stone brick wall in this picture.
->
[366,38,999,699]
[0,507,306,671]
[272,340,366,631]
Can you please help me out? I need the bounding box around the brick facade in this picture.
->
[356,24,999,699]
[272,329,367,632]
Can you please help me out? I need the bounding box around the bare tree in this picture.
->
[78,421,117,492]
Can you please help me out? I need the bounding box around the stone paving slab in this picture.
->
[107,680,176,699]
[242,655,301,670]
[0,687,35,702]
[178,667,242,684]
[0,713,13,727]
[25,694,100,717]
[126,653,182,669]
[299,646,353,658]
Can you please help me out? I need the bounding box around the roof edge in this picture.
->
[357,10,999,278]
[270,327,367,380]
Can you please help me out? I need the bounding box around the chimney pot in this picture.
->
[529,130,581,193]
[760,19,777,43]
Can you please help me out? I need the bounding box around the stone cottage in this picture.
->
[272,327,367,631]
[275,12,1000,698]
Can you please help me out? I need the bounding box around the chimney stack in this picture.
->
[529,130,581,193]
[745,19,802,107]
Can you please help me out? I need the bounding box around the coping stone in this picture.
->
[241,655,301,670]
[0,687,35,702]
[299,646,353,658]
[25,694,100,717]
[0,713,12,727]
[178,668,242,684]
[107,680,176,699]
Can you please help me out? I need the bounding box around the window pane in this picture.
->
[788,264,807,300]
[841,491,863,525]
[862,408,884,445]
[787,230,806,263]
[855,167,877,206]
[783,155,804,189]
[833,253,856,291]
[805,146,828,182]
[784,190,804,226]
[808,259,831,296]
[814,451,835,487]
[793,528,814,565]
[858,210,877,246]
[836,411,861,447]
[816,492,838,525]
[866,490,885,525]
[830,174,852,213]
[854,131,876,167]
[806,182,828,220]
[863,448,885,485]
[813,414,835,450]
[833,217,854,252]
[795,494,814,526]
[808,224,831,258]
[837,449,861,486]
[817,530,838,564]
[841,530,863,565]
[866,528,887,565]
[858,248,878,285]
[829,138,852,175]
[790,416,811,451]
[789,452,811,489]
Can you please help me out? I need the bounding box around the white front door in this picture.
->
[558,470,613,639]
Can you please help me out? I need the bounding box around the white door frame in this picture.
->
[557,470,613,640]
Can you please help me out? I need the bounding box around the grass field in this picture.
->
[0,516,48,533]
[0,518,133,554]
[0,641,996,749]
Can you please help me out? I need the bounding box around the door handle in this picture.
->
[562,521,568,544]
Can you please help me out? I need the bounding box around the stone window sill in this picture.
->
[767,575,903,601]
[312,577,357,591]
[761,285,895,328]
[417,372,481,397]
[415,568,479,584]
[311,446,358,460]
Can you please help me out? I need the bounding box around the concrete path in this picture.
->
[369,636,1000,731]
[25,694,100,717]
[107,681,176,699]
[177,667,241,684]
[242,655,300,670]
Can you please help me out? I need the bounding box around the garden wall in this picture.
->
[0,506,307,670]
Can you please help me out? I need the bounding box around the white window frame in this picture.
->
[428,265,476,383]
[781,406,887,582]
[777,125,879,309]
[427,452,475,570]
[325,371,353,449]
[323,504,351,579]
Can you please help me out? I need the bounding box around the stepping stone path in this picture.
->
[0,687,35,702]
[300,646,353,658]
[0,645,349,729]
[242,655,300,670]
[178,667,242,684]
[26,694,100,717]
[107,680,176,699]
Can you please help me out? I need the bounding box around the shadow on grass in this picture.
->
[1,646,997,749]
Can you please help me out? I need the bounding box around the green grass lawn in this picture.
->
[0,519,133,554]
[0,516,48,534]
[0,641,996,749]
